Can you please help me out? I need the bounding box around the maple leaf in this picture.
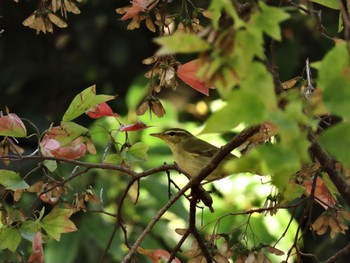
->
[304,177,337,209]
[41,136,87,160]
[118,0,159,21]
[0,112,27,137]
[177,59,212,95]
[120,121,151,132]
[85,102,118,119]
[41,208,77,241]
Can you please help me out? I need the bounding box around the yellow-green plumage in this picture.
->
[150,128,235,181]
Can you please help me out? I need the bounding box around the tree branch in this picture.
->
[324,243,350,263]
[121,125,260,262]
[308,137,350,207]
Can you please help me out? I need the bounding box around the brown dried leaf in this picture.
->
[266,245,284,256]
[340,210,350,221]
[127,16,142,30]
[52,0,62,12]
[64,0,81,14]
[44,17,53,33]
[145,17,156,32]
[13,189,25,202]
[312,215,329,235]
[48,13,68,28]
[136,100,149,116]
[142,56,158,65]
[174,228,188,236]
[116,7,130,15]
[246,252,255,263]
[23,14,36,26]
[30,16,47,34]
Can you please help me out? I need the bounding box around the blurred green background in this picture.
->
[0,1,348,262]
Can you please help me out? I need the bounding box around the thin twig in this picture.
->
[308,132,350,207]
[121,125,260,262]
[189,187,213,262]
[324,243,350,263]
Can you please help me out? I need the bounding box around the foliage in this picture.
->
[1,0,350,262]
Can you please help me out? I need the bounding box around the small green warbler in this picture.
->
[150,128,236,181]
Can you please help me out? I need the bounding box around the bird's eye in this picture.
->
[168,132,176,136]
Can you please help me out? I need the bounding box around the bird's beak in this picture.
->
[150,132,162,138]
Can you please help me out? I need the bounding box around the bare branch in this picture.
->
[121,125,261,262]
[325,243,350,263]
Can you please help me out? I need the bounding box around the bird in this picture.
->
[150,128,236,181]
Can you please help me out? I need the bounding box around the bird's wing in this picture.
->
[182,138,220,157]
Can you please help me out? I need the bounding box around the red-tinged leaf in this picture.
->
[119,0,158,20]
[0,113,27,138]
[28,232,44,263]
[41,208,77,241]
[177,59,211,96]
[304,177,337,209]
[39,193,59,205]
[41,137,60,153]
[47,121,89,147]
[41,137,87,160]
[62,85,115,121]
[120,4,143,20]
[137,247,181,263]
[120,121,151,131]
[85,102,118,119]
[51,142,87,160]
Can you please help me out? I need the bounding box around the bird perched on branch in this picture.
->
[150,128,236,181]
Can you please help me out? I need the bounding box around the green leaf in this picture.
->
[103,153,123,165]
[224,144,303,187]
[62,85,115,121]
[154,32,210,56]
[252,2,290,41]
[311,0,339,9]
[203,90,266,133]
[203,62,276,133]
[208,0,244,29]
[319,122,350,167]
[318,42,350,120]
[235,27,264,63]
[122,142,149,165]
[20,220,40,242]
[59,121,89,146]
[240,62,276,110]
[281,182,305,204]
[0,170,29,190]
[0,227,21,252]
[43,160,57,172]
[41,208,77,241]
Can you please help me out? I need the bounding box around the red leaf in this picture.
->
[120,5,144,20]
[120,0,158,20]
[28,232,44,263]
[137,247,181,263]
[304,178,337,209]
[85,102,118,119]
[177,59,211,96]
[51,142,87,159]
[120,121,151,132]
